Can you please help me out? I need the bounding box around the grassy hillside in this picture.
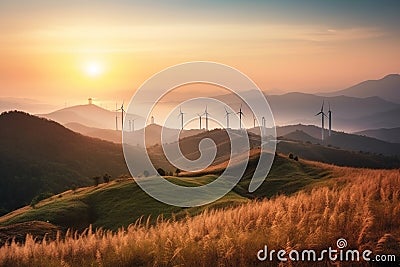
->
[147,128,261,172]
[277,139,400,169]
[150,128,400,173]
[251,124,400,156]
[0,154,333,232]
[0,111,129,215]
[0,167,398,266]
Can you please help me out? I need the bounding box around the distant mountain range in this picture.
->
[0,97,56,114]
[322,74,400,104]
[355,127,400,144]
[0,74,393,133]
[212,91,399,132]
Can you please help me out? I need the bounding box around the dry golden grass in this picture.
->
[0,168,399,266]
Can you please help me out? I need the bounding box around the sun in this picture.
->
[84,61,104,77]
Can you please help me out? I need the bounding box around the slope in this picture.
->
[213,90,399,131]
[38,104,145,130]
[355,127,400,144]
[0,111,129,215]
[325,73,400,103]
[250,124,400,156]
[0,154,333,232]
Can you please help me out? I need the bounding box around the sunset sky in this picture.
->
[0,0,399,108]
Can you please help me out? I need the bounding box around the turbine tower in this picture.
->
[262,116,266,128]
[315,101,327,141]
[203,106,210,130]
[237,104,244,129]
[117,102,126,130]
[224,107,232,129]
[178,107,185,130]
[328,102,332,137]
[253,115,257,128]
[197,113,202,129]
[115,102,118,131]
[128,120,132,132]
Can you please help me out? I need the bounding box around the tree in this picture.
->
[157,168,166,176]
[30,192,54,208]
[294,156,299,161]
[288,153,294,159]
[92,176,101,186]
[175,168,181,177]
[103,173,111,183]
[71,184,77,193]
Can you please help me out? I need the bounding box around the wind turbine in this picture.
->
[224,107,232,129]
[178,107,185,130]
[117,102,126,130]
[203,105,210,130]
[237,104,244,129]
[262,116,266,128]
[197,113,202,129]
[315,101,327,141]
[328,102,332,137]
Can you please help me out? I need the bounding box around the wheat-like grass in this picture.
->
[0,168,399,266]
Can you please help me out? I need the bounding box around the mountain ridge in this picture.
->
[322,73,400,103]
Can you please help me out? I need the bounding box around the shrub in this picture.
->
[92,176,101,186]
[30,192,54,208]
[157,168,166,176]
[103,173,111,183]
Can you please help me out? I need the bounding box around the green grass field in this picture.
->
[0,155,334,232]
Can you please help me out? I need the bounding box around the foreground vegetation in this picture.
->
[0,167,399,266]
[0,155,332,231]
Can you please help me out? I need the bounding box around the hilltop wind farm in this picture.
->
[1,1,400,266]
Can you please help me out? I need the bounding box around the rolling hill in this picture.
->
[65,122,122,143]
[147,128,262,172]
[353,107,400,130]
[0,153,334,232]
[38,103,145,130]
[0,111,130,215]
[148,128,400,175]
[324,73,400,104]
[249,124,400,156]
[355,127,400,144]
[65,122,204,146]
[1,167,397,267]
